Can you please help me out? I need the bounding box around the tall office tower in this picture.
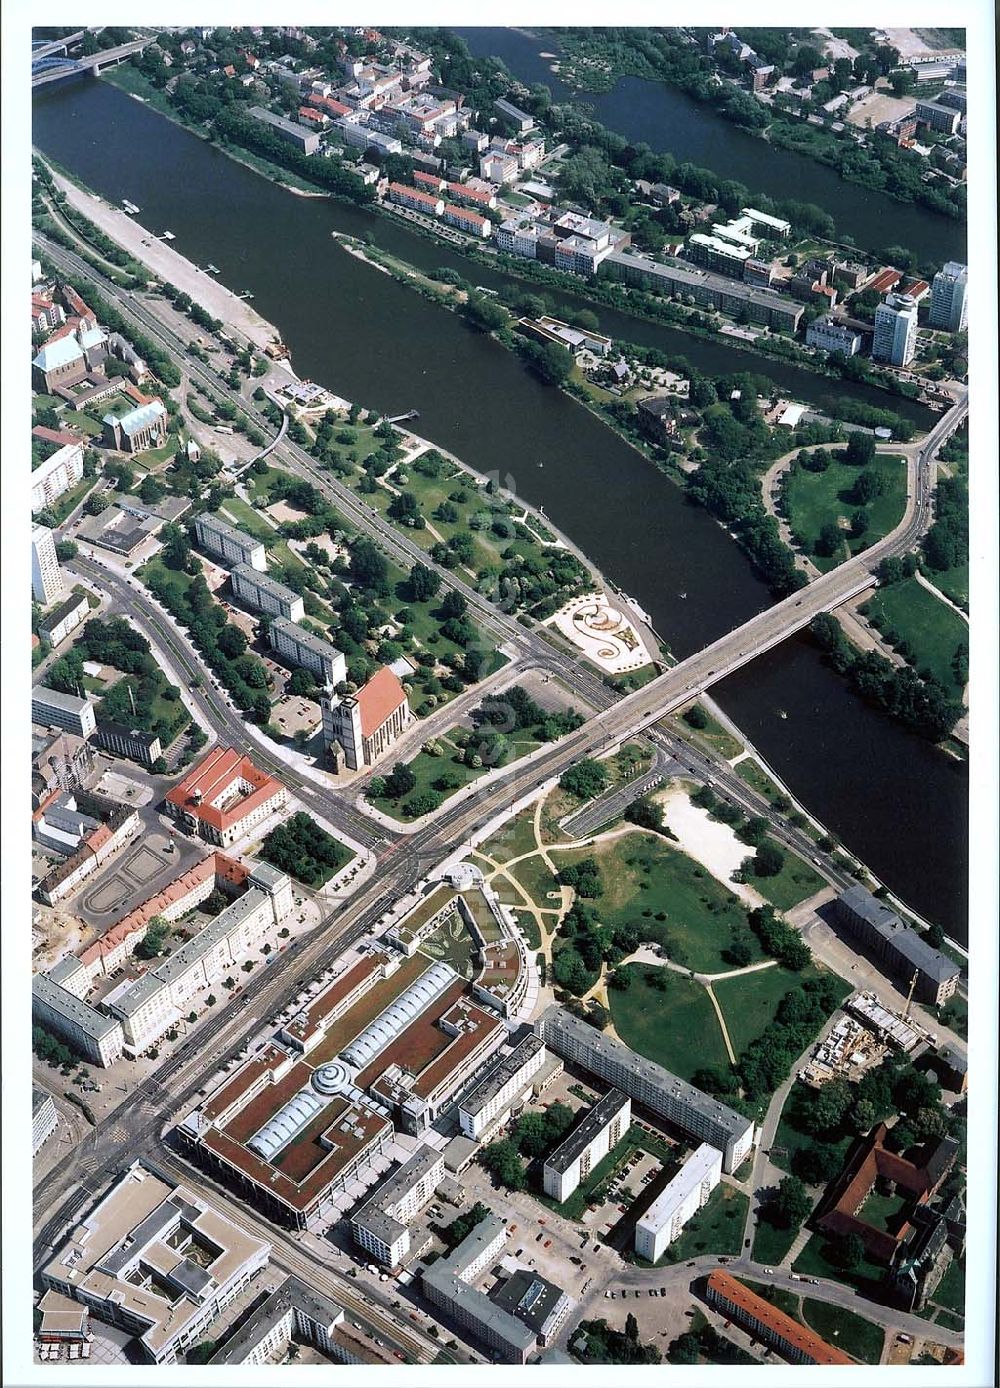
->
[32,522,63,604]
[928,261,968,332]
[873,293,919,367]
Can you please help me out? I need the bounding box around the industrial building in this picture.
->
[40,1163,272,1364]
[542,1089,632,1203]
[634,1144,723,1262]
[536,1006,755,1172]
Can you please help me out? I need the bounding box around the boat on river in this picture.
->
[121,198,140,214]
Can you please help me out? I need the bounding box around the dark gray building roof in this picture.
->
[490,1268,571,1336]
[459,1036,544,1119]
[210,1275,343,1363]
[837,887,959,985]
[544,1089,629,1175]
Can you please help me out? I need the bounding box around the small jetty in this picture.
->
[207,263,220,274]
[161,230,175,241]
[121,199,140,215]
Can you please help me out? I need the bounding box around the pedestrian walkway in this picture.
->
[781,1225,813,1268]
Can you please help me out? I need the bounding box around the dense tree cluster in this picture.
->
[559,758,609,801]
[261,811,352,886]
[576,1315,662,1365]
[811,613,962,741]
[736,975,844,1101]
[746,905,811,970]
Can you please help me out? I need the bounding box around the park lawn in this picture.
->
[509,853,562,910]
[680,705,744,760]
[741,1280,801,1319]
[585,831,759,975]
[801,1299,885,1364]
[931,1258,965,1315]
[784,454,907,572]
[792,1232,886,1295]
[59,409,106,438]
[743,847,827,911]
[512,909,542,950]
[101,63,178,120]
[46,475,100,526]
[735,757,787,806]
[246,463,290,500]
[752,1216,804,1267]
[370,730,542,822]
[479,810,541,864]
[135,437,181,468]
[220,496,278,541]
[860,1187,910,1234]
[862,577,967,698]
[608,966,730,1082]
[925,562,968,610]
[655,1182,749,1264]
[713,965,808,1058]
[139,556,195,606]
[935,1309,964,1331]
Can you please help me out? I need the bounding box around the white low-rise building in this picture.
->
[542,1089,631,1203]
[634,1143,723,1262]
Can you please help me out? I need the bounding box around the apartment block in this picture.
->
[249,104,320,154]
[269,617,346,686]
[350,1144,445,1266]
[536,1006,755,1172]
[194,512,266,571]
[31,443,85,512]
[39,591,89,648]
[806,316,863,356]
[422,1215,536,1363]
[32,1087,60,1155]
[32,523,64,604]
[32,973,124,1067]
[31,687,97,739]
[230,564,305,622]
[873,293,919,367]
[928,261,968,332]
[706,1271,851,1365]
[634,1143,723,1262]
[542,1089,631,1202]
[387,181,444,216]
[458,1035,547,1139]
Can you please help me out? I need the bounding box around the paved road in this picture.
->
[560,744,676,837]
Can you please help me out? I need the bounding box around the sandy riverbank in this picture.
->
[655,782,766,908]
[45,164,285,354]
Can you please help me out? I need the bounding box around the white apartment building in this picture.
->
[194,512,266,571]
[634,1143,723,1262]
[230,564,305,622]
[32,522,64,604]
[31,687,97,739]
[873,293,919,367]
[458,1035,547,1139]
[269,617,346,686]
[41,1163,271,1364]
[536,1006,755,1173]
[542,1089,631,1202]
[806,317,863,356]
[31,443,85,513]
[32,1087,60,1155]
[32,973,125,1067]
[480,151,518,184]
[40,591,90,648]
[351,1144,445,1266]
[928,261,968,332]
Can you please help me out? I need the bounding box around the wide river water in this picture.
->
[456,26,967,267]
[32,77,968,940]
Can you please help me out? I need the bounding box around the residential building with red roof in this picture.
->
[298,105,327,127]
[413,169,445,193]
[705,1272,853,1365]
[386,182,444,217]
[446,181,497,209]
[442,203,492,238]
[322,666,412,771]
[32,294,65,337]
[164,747,287,848]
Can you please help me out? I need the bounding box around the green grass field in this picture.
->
[735,758,787,806]
[679,706,744,759]
[792,1233,886,1294]
[784,454,907,572]
[740,1280,801,1319]
[608,966,730,1081]
[711,965,843,1058]
[801,1299,885,1364]
[509,853,562,909]
[924,562,968,609]
[478,810,542,864]
[370,729,542,821]
[751,1216,803,1266]
[587,832,759,974]
[931,1257,965,1315]
[45,475,100,526]
[219,496,278,541]
[862,577,968,698]
[654,1182,749,1263]
[744,846,826,911]
[58,409,105,439]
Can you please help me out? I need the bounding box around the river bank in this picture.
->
[43,163,286,355]
[31,76,967,939]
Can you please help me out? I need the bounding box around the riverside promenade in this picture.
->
[45,162,284,354]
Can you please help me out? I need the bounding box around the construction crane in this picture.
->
[902,970,918,1020]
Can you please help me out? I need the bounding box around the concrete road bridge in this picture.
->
[32,36,151,88]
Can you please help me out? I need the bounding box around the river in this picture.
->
[456,26,967,268]
[31,77,967,940]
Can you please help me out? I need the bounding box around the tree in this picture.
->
[752,840,786,878]
[559,759,609,801]
[791,1140,844,1185]
[845,432,876,466]
[408,562,441,602]
[683,704,708,729]
[814,521,844,559]
[850,469,884,506]
[383,761,416,800]
[217,624,248,659]
[830,1230,866,1272]
[439,589,467,620]
[770,1174,813,1228]
[480,1139,526,1190]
